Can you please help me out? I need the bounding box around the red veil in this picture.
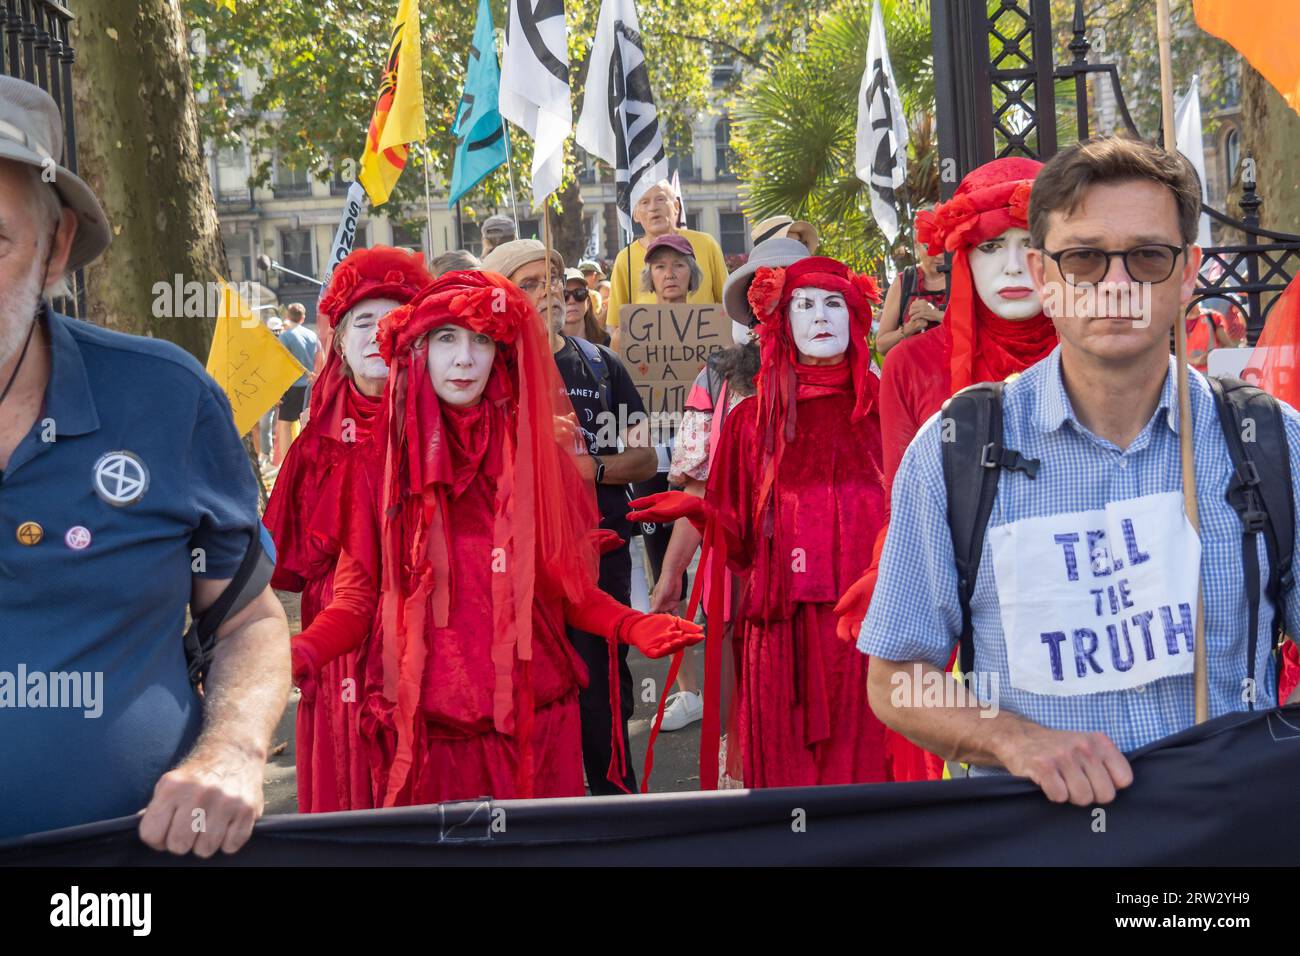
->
[647,257,882,789]
[373,269,601,803]
[265,246,432,594]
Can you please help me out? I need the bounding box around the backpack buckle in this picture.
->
[981,442,1040,479]
[1242,507,1268,534]
[1236,459,1261,487]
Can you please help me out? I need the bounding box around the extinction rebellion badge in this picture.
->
[92,450,149,507]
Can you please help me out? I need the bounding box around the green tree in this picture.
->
[731,0,935,274]
[74,0,228,357]
[182,0,841,264]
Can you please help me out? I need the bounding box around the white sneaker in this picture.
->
[652,690,703,732]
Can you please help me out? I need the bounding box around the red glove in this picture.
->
[833,568,876,643]
[627,491,710,534]
[290,639,318,703]
[587,528,626,556]
[834,527,888,642]
[616,613,705,659]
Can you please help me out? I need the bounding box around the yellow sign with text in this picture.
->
[205,281,304,436]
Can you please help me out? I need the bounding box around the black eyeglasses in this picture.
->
[517,274,562,295]
[563,287,590,303]
[1042,244,1185,285]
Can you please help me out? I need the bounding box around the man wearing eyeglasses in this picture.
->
[860,135,1300,807]
[481,239,656,794]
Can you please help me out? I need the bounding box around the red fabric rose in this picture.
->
[377,302,416,365]
[747,266,787,325]
[319,264,361,323]
[1008,181,1033,227]
[851,273,882,306]
[450,286,521,344]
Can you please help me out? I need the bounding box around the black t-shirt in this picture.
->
[553,337,647,541]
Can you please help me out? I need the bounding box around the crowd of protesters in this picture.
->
[7,64,1298,858]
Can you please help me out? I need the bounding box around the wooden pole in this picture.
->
[542,200,557,326]
[1156,0,1208,724]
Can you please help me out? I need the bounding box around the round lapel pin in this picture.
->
[92,450,149,507]
[64,525,91,550]
[16,521,43,546]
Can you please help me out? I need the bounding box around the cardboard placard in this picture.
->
[619,302,733,418]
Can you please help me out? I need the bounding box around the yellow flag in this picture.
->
[1194,0,1300,115]
[358,0,427,205]
[205,282,306,437]
[216,0,236,11]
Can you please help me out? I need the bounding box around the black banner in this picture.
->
[5,707,1300,866]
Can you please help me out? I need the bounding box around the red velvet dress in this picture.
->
[708,375,889,787]
[263,382,382,812]
[299,402,627,805]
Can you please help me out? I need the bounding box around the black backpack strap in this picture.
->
[569,335,613,416]
[1208,375,1295,707]
[898,265,917,320]
[941,382,1040,676]
[184,528,277,689]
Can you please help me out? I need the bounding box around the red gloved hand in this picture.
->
[627,491,710,534]
[290,639,318,703]
[587,528,626,556]
[833,568,876,643]
[617,613,705,659]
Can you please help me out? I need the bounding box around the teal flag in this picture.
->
[448,0,508,206]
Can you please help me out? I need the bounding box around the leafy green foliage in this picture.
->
[182,0,839,231]
[731,0,935,273]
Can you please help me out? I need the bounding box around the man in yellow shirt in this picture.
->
[606,180,727,352]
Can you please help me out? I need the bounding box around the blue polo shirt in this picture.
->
[0,307,266,838]
[278,322,317,388]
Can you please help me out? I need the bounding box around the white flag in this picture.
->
[576,0,667,238]
[1175,74,1212,248]
[671,168,687,227]
[855,0,908,244]
[500,0,571,203]
[319,181,369,305]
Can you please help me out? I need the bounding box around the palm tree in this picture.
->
[732,0,936,273]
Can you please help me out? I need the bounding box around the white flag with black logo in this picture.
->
[500,0,571,203]
[855,0,908,244]
[576,0,667,238]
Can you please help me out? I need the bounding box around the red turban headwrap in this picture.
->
[915,157,1054,391]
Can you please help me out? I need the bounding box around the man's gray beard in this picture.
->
[547,305,565,336]
[0,272,41,370]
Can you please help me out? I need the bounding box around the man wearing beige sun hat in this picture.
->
[0,75,291,857]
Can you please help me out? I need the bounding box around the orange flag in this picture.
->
[358,0,427,206]
[1194,0,1300,114]
[1244,272,1300,407]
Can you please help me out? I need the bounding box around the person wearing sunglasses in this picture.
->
[563,267,610,346]
[861,134,1300,810]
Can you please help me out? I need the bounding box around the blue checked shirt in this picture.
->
[859,347,1300,768]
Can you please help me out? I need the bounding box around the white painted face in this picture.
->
[968,227,1042,320]
[787,286,850,360]
[341,297,400,383]
[425,323,496,407]
[731,319,752,346]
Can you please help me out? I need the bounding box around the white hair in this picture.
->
[24,164,70,298]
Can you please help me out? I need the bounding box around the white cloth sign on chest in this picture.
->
[989,491,1201,697]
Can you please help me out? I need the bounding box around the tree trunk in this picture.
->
[71,0,226,359]
[554,169,587,268]
[1241,64,1300,236]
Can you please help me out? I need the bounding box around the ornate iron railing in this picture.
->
[1,0,81,317]
[932,0,1300,343]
